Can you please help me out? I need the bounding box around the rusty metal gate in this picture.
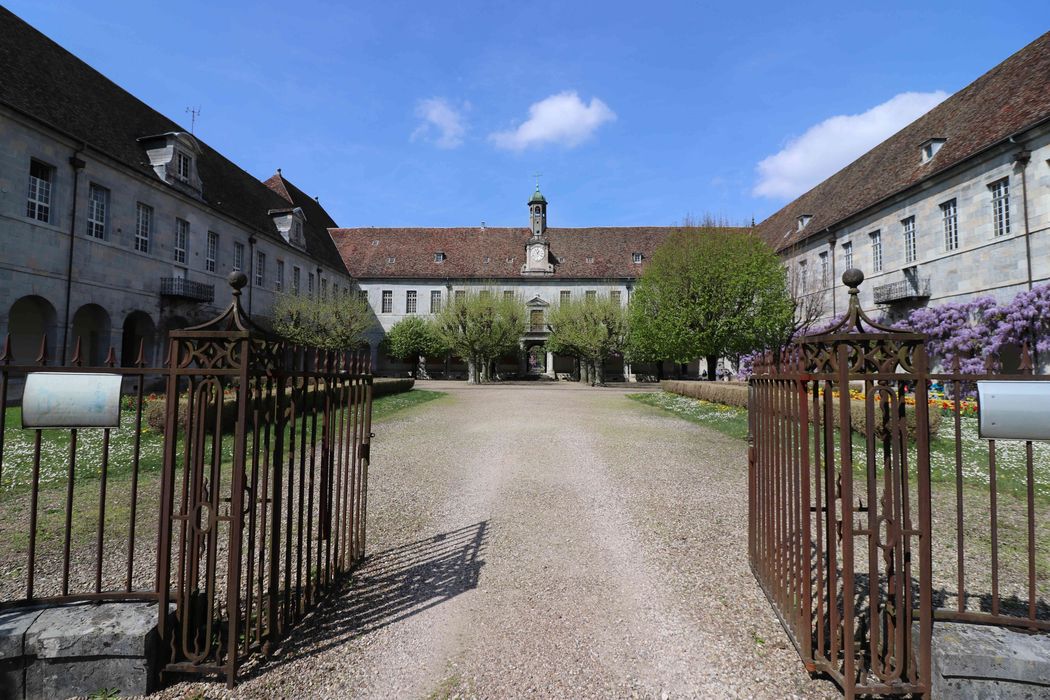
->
[748,270,932,698]
[155,273,374,687]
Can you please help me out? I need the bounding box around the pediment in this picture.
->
[525,296,549,307]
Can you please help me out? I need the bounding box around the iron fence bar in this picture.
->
[990,441,1000,617]
[225,337,251,688]
[126,361,146,591]
[836,343,856,699]
[914,345,933,697]
[61,429,77,596]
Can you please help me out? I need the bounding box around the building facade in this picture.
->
[0,8,350,367]
[756,31,1050,335]
[332,189,717,378]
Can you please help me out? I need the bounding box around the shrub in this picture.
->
[143,378,415,433]
[660,380,942,439]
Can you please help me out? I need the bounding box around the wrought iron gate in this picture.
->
[155,273,374,687]
[748,270,933,698]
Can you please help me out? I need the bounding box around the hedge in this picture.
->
[660,380,942,439]
[145,378,414,433]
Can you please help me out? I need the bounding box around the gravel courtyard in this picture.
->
[162,383,837,699]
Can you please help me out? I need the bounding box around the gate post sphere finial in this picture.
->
[227,271,248,294]
[842,268,864,291]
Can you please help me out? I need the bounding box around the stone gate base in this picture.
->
[923,621,1050,698]
[0,601,164,699]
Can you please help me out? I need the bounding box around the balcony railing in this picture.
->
[160,277,215,302]
[873,276,931,304]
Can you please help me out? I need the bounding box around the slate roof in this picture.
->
[754,30,1050,253]
[331,226,747,280]
[262,171,344,270]
[0,6,347,273]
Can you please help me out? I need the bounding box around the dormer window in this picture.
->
[138,132,202,196]
[435,251,446,263]
[585,256,594,264]
[371,239,380,246]
[386,256,396,264]
[292,220,304,246]
[175,151,192,180]
[632,252,643,264]
[921,138,946,163]
[797,215,812,232]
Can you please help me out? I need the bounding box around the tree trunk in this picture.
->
[706,354,719,381]
[594,360,605,387]
[467,358,478,383]
[580,360,590,384]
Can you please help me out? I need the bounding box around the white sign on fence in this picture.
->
[21,372,123,429]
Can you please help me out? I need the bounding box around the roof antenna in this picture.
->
[186,106,201,134]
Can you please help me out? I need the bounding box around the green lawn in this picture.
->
[628,391,1050,502]
[0,388,444,495]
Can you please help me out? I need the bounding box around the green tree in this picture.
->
[383,316,447,378]
[432,290,525,383]
[271,291,373,350]
[546,295,628,386]
[626,229,793,379]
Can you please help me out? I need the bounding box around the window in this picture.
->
[990,178,1010,237]
[321,278,328,300]
[632,252,643,264]
[585,256,594,264]
[455,290,466,303]
[430,290,442,313]
[233,241,244,271]
[921,139,945,163]
[503,290,514,301]
[870,230,883,273]
[292,265,301,295]
[357,290,368,303]
[843,241,853,271]
[479,290,491,300]
[819,251,829,287]
[275,259,284,292]
[560,290,570,304]
[175,151,192,180]
[381,290,393,313]
[26,160,54,222]
[530,309,545,329]
[255,251,266,286]
[798,260,808,295]
[206,231,218,272]
[941,199,958,251]
[86,184,108,239]
[902,216,916,264]
[585,290,597,302]
[333,283,338,297]
[797,215,812,232]
[434,252,446,263]
[292,220,304,246]
[135,203,152,253]
[610,290,622,305]
[406,290,417,313]
[308,272,315,296]
[386,256,396,264]
[174,218,189,264]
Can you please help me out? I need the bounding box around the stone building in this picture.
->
[755,31,1050,332]
[332,188,714,378]
[0,7,350,367]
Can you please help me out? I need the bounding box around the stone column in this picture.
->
[625,362,636,382]
[546,351,555,377]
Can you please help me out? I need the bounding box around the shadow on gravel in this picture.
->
[237,521,489,680]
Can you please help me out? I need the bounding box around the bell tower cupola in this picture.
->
[528,185,547,237]
[522,185,553,275]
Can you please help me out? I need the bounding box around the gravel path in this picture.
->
[161,382,837,699]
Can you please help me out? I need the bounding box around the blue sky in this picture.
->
[7,1,1046,228]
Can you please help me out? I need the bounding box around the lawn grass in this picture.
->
[628,391,1049,502]
[0,389,445,572]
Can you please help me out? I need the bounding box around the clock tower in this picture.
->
[522,185,554,275]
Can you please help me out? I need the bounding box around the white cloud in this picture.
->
[752,90,949,199]
[412,97,467,149]
[490,91,616,151]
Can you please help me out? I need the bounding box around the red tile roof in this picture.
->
[755,30,1050,252]
[331,227,745,280]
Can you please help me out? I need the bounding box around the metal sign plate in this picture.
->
[22,372,123,429]
[977,380,1050,441]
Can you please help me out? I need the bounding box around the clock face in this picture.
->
[531,246,545,262]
